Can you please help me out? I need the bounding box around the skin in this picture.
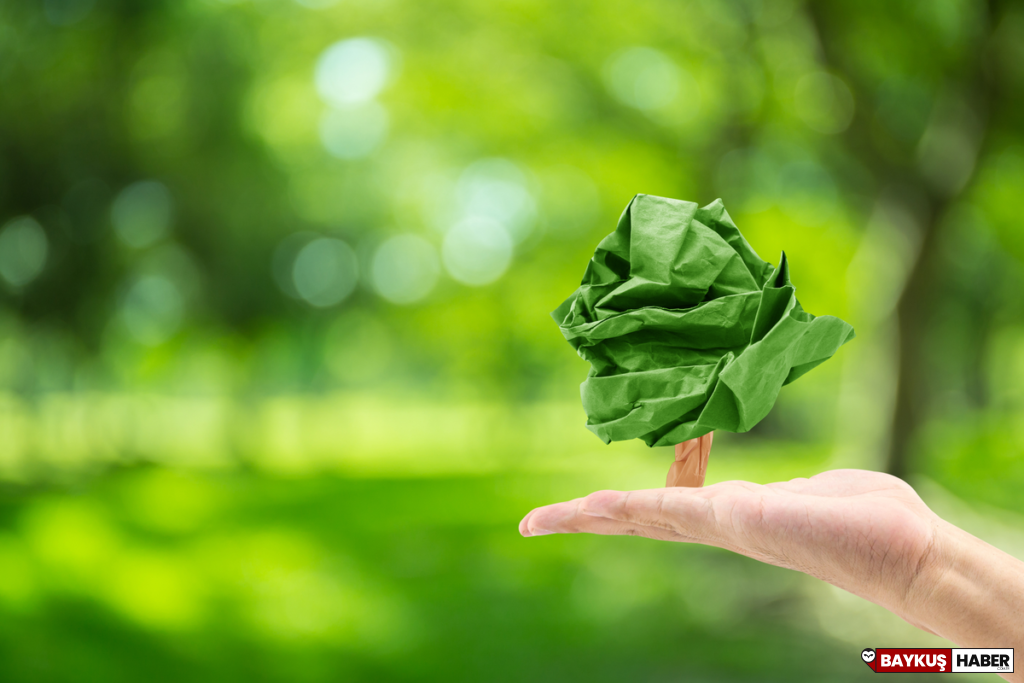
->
[519,469,1024,682]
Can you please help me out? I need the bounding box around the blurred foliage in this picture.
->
[1,0,1023,680]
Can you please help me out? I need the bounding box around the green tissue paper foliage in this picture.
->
[553,194,856,447]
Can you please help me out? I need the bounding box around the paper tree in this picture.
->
[552,194,854,487]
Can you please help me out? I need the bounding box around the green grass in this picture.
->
[0,463,958,682]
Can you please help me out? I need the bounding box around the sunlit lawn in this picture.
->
[2,395,1010,681]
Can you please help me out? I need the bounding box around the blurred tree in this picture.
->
[2,2,1024,681]
[807,0,1020,478]
[1,0,1022,462]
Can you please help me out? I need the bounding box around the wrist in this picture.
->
[907,520,1024,652]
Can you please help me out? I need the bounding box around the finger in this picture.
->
[519,498,588,536]
[519,500,688,541]
[579,487,735,546]
[524,487,736,546]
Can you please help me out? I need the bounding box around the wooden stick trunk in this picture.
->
[666,432,713,488]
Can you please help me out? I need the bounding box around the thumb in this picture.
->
[520,486,738,548]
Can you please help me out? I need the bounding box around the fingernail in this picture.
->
[526,529,555,537]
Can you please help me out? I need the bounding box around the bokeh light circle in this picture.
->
[111,180,173,248]
[314,38,393,107]
[441,217,512,287]
[272,232,318,300]
[371,234,440,304]
[121,274,184,346]
[604,47,682,111]
[456,158,535,244]
[319,103,389,159]
[0,216,49,287]
[292,237,359,307]
[794,71,855,134]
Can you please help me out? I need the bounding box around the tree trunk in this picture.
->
[806,0,1003,479]
[886,202,944,479]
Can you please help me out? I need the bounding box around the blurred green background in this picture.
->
[1,0,1023,680]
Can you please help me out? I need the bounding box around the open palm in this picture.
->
[519,469,943,632]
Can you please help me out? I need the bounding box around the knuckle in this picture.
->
[580,489,620,514]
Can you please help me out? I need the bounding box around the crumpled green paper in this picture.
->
[552,194,855,447]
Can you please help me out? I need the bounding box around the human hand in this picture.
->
[519,469,1024,678]
[522,469,938,624]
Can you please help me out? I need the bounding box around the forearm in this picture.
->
[909,521,1024,682]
